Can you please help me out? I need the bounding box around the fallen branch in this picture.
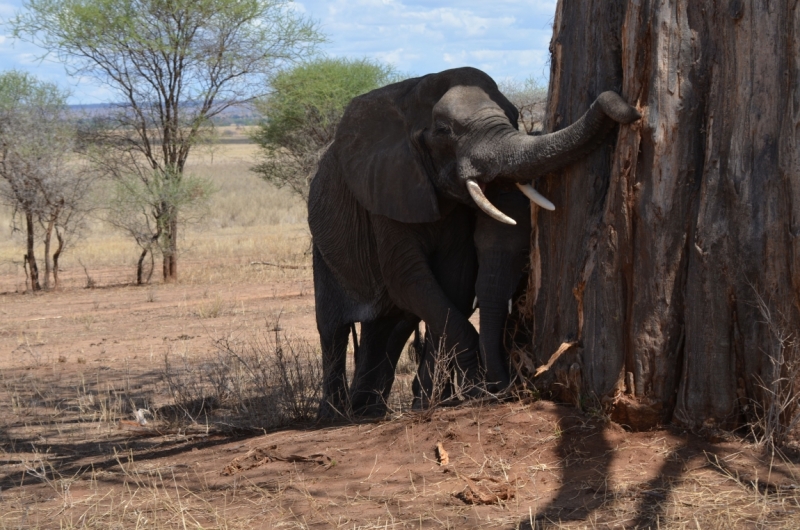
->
[250,261,310,270]
[222,445,333,475]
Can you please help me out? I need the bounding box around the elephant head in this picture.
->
[334,67,640,227]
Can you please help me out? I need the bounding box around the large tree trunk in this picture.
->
[520,0,800,430]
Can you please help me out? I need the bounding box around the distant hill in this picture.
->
[68,102,260,126]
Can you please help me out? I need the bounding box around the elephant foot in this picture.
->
[484,380,512,397]
[411,395,428,411]
[352,402,388,419]
[317,398,348,422]
[412,395,462,411]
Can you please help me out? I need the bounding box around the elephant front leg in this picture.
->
[372,216,480,408]
[350,315,418,417]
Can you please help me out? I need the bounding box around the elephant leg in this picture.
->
[350,314,418,417]
[319,324,352,419]
[313,245,356,420]
[412,327,457,408]
[413,233,481,407]
[373,220,480,382]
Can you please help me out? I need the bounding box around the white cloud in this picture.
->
[0,0,557,103]
[300,0,555,82]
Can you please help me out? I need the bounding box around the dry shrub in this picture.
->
[409,329,487,420]
[748,289,800,451]
[162,320,322,431]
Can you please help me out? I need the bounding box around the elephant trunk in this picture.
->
[478,298,511,391]
[473,91,640,183]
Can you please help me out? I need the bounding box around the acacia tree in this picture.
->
[13,0,322,282]
[515,1,800,435]
[498,77,547,134]
[251,58,398,201]
[0,71,90,291]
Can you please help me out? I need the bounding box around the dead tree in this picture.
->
[518,1,800,431]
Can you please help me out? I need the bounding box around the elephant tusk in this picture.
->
[466,180,517,225]
[516,183,556,211]
[508,299,512,314]
[473,296,478,310]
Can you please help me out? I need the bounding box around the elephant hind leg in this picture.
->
[318,324,352,420]
[313,244,357,420]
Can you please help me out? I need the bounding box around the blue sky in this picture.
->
[0,0,557,104]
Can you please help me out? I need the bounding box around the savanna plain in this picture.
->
[0,129,798,529]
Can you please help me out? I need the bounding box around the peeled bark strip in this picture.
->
[524,1,800,429]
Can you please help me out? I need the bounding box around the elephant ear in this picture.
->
[336,80,440,224]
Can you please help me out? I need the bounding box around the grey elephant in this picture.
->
[309,67,640,419]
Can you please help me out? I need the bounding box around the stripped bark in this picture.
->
[523,0,800,429]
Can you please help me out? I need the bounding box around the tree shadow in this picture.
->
[0,413,375,492]
[510,400,700,529]
[514,406,800,529]
[0,364,362,493]
[517,407,615,528]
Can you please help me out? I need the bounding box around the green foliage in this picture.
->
[11,0,324,280]
[0,70,92,290]
[0,71,72,166]
[107,168,215,249]
[252,57,400,200]
[0,70,65,111]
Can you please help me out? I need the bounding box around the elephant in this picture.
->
[308,67,640,419]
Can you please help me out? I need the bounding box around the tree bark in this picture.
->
[25,211,40,292]
[138,247,148,285]
[520,0,800,430]
[42,215,55,290]
[53,227,64,290]
[162,214,178,282]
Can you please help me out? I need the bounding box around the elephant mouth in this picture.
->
[466,179,555,225]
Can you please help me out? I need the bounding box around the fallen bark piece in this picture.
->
[534,341,578,377]
[222,447,332,476]
[435,442,449,466]
[456,476,515,505]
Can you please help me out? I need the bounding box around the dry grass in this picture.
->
[162,318,323,431]
[2,380,797,529]
[0,131,308,292]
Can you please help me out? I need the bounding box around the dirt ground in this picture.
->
[1,266,799,528]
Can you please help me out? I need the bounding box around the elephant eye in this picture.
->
[434,121,452,135]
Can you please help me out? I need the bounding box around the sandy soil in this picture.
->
[0,268,799,528]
